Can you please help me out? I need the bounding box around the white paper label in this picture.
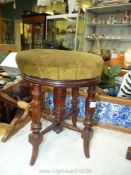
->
[90,102,96,108]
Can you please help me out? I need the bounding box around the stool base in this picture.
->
[22,74,100,165]
[53,127,63,134]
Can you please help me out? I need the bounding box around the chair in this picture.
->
[16,49,103,165]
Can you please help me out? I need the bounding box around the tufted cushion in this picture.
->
[16,49,103,80]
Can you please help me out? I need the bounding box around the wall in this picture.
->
[2,0,36,19]
[2,0,81,19]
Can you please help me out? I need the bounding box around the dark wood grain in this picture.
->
[53,87,66,134]
[72,87,79,127]
[29,83,43,165]
[81,86,96,157]
[126,147,131,160]
[21,74,99,165]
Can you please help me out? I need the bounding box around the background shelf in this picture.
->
[87,24,131,27]
[86,3,131,14]
[83,3,131,52]
[85,38,131,42]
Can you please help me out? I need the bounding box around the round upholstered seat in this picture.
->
[16,49,103,80]
[15,49,104,165]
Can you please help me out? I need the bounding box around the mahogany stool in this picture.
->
[16,49,103,165]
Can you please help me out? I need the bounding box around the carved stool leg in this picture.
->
[72,87,79,127]
[81,85,96,158]
[126,147,131,160]
[29,84,43,165]
[53,87,66,134]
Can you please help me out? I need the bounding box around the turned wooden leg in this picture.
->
[126,147,131,160]
[72,87,79,127]
[53,87,66,134]
[29,84,43,165]
[81,85,96,158]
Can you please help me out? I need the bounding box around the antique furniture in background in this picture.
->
[22,13,48,50]
[16,49,103,165]
[0,79,30,142]
[2,18,14,44]
[46,13,84,51]
[42,86,131,133]
[83,3,131,53]
[0,48,30,141]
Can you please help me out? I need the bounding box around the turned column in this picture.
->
[29,84,43,165]
[53,87,66,134]
[81,85,97,157]
[72,87,79,127]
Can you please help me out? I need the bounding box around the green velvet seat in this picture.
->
[15,49,104,166]
[16,49,103,80]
